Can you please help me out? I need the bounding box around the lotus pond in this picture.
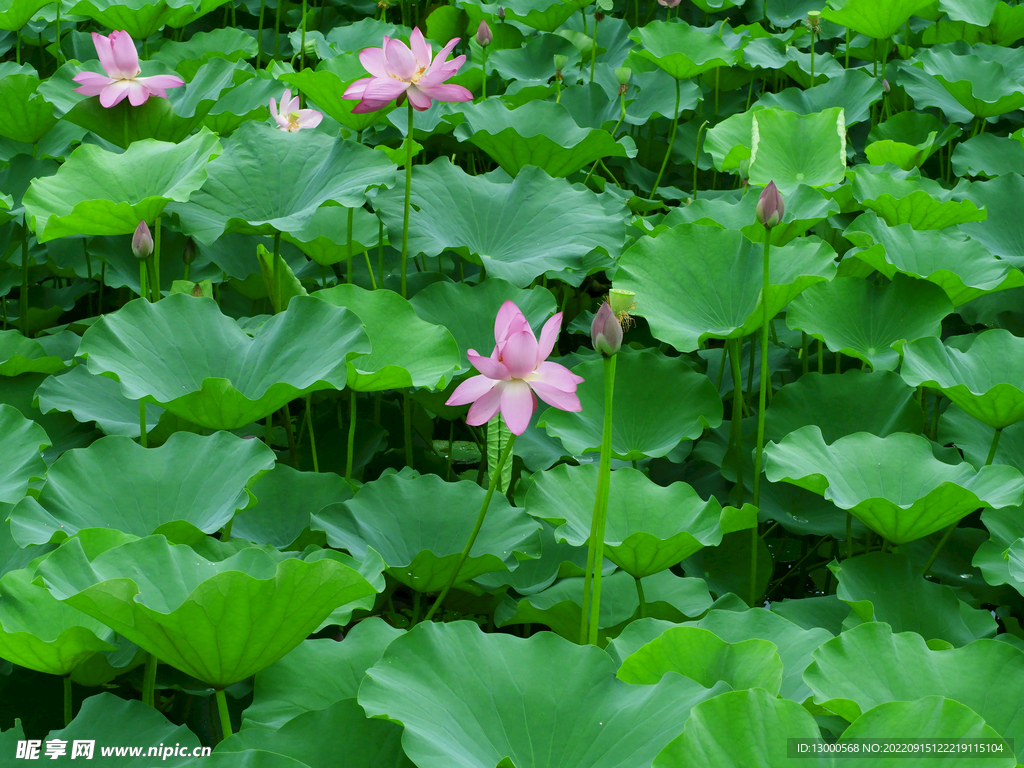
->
[3,0,1024,763]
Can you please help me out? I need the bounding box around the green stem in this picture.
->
[481,48,488,99]
[846,512,853,560]
[635,576,645,619]
[300,0,307,71]
[306,394,319,472]
[215,690,232,742]
[20,215,29,337]
[55,0,62,65]
[424,432,518,622]
[410,590,421,625]
[63,676,72,726]
[273,0,280,58]
[403,392,414,468]
[985,426,1004,466]
[400,101,414,298]
[256,0,265,68]
[809,29,815,87]
[750,235,772,605]
[346,390,357,480]
[587,353,617,646]
[694,120,709,200]
[589,16,598,84]
[346,206,354,284]
[729,337,745,504]
[651,77,681,199]
[142,652,157,708]
[151,215,161,301]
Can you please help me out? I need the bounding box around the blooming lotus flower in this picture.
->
[72,31,185,108]
[756,181,785,228]
[446,301,584,435]
[343,27,473,113]
[270,89,323,132]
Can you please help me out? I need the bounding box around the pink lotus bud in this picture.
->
[132,220,153,260]
[755,181,785,228]
[476,20,492,47]
[498,6,505,19]
[882,78,890,93]
[591,301,622,357]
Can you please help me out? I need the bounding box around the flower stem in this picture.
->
[423,432,518,622]
[586,353,617,646]
[141,651,157,707]
[481,48,488,99]
[635,576,645,619]
[306,394,319,472]
[346,206,354,284]
[300,0,307,71]
[401,101,414,299]
[751,235,771,605]
[256,0,265,68]
[139,260,148,302]
[63,676,72,726]
[20,215,29,337]
[923,426,1002,576]
[729,337,745,504]
[346,389,357,480]
[215,689,232,742]
[151,215,161,301]
[651,77,680,198]
[693,120,709,200]
[139,400,147,447]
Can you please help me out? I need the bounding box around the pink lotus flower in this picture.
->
[72,31,185,108]
[343,27,473,113]
[446,301,584,435]
[270,89,323,132]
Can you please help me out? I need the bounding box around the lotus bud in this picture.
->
[591,301,622,357]
[657,0,681,7]
[182,236,196,264]
[755,181,785,229]
[132,220,153,261]
[476,20,492,48]
[882,78,890,93]
[615,67,631,85]
[498,6,505,19]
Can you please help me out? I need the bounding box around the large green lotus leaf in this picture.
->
[653,688,829,768]
[961,174,1024,268]
[805,621,1024,758]
[756,70,881,127]
[952,133,1024,178]
[0,330,78,376]
[785,274,953,371]
[22,130,221,242]
[912,48,1024,118]
[245,618,403,729]
[281,56,391,133]
[614,224,837,352]
[973,503,1024,592]
[704,109,756,172]
[850,165,986,230]
[37,531,381,687]
[232,464,351,549]
[152,27,258,80]
[764,426,1024,543]
[609,607,832,703]
[940,406,1024,477]
[312,469,540,594]
[48,693,203,766]
[9,432,275,546]
[1008,539,1024,585]
[171,122,395,244]
[838,697,1014,766]
[662,184,839,246]
[496,570,715,642]
[821,0,934,39]
[765,371,925,444]
[540,348,723,460]
[843,211,1024,307]
[0,73,58,145]
[496,0,592,32]
[473,519,590,596]
[748,108,846,196]
[358,620,728,768]
[313,284,460,391]
[182,752,310,768]
[449,100,632,177]
[618,626,782,693]
[0,0,52,29]
[865,111,960,171]
[0,404,48,505]
[901,330,1024,429]
[68,0,230,39]
[35,365,166,438]
[410,279,557,370]
[375,160,624,288]
[220,698,411,768]
[525,464,747,578]
[0,566,115,676]
[830,554,997,645]
[628,20,734,80]
[78,294,370,430]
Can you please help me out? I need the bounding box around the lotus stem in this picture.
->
[751,236,772,606]
[729,337,745,504]
[256,0,265,68]
[403,392,413,468]
[481,47,488,99]
[346,390,357,480]
[215,689,232,741]
[635,576,645,619]
[151,215,161,301]
[300,0,307,72]
[589,15,598,84]
[400,101,414,298]
[273,0,280,59]
[651,77,680,198]
[346,206,354,284]
[694,120,709,200]
[586,353,617,646]
[20,215,29,336]
[55,0,62,66]
[142,652,158,707]
[377,219,384,288]
[424,432,518,622]
[306,394,319,472]
[63,676,72,726]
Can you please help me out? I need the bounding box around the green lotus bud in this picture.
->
[553,54,568,70]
